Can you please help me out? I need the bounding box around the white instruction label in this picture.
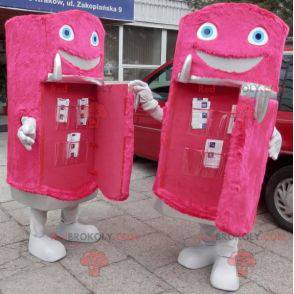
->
[191,98,211,130]
[192,97,211,110]
[227,105,237,134]
[56,98,69,123]
[66,132,81,159]
[77,98,89,126]
[191,109,208,129]
[204,139,223,168]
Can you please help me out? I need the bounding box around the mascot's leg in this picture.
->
[29,208,66,262]
[178,223,239,291]
[211,233,239,291]
[178,223,218,269]
[56,205,100,243]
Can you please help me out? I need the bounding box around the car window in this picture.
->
[278,54,293,112]
[147,65,172,101]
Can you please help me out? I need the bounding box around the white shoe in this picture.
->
[29,234,66,262]
[56,222,100,243]
[178,244,217,269]
[210,256,240,291]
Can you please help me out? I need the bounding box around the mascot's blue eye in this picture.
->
[203,27,212,37]
[59,25,74,41]
[248,27,268,46]
[197,23,217,40]
[90,32,99,46]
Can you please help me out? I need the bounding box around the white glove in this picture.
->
[128,80,158,111]
[17,116,36,151]
[268,127,282,160]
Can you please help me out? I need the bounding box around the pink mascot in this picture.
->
[6,10,134,262]
[130,3,288,291]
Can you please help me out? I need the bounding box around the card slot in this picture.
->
[76,98,90,127]
[54,139,89,167]
[201,151,226,178]
[206,110,230,137]
[182,147,226,178]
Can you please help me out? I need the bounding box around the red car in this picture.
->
[134,55,293,232]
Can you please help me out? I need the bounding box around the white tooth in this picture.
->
[178,54,192,82]
[53,53,62,80]
[254,87,271,123]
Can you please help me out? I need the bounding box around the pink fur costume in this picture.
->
[6,10,134,202]
[153,3,288,236]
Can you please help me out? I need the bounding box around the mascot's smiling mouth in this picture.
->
[59,50,100,71]
[196,51,263,73]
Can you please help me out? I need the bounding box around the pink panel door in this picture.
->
[95,83,134,201]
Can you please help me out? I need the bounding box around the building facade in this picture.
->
[0,0,190,116]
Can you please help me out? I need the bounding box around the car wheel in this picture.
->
[265,165,293,232]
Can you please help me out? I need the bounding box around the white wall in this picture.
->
[134,0,190,29]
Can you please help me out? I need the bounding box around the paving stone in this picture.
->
[115,190,150,204]
[147,216,200,243]
[117,232,182,271]
[249,228,293,260]
[60,239,127,276]
[0,242,45,280]
[119,198,162,221]
[78,258,171,294]
[237,240,264,255]
[249,250,293,294]
[130,176,155,193]
[0,132,7,145]
[0,208,9,223]
[1,206,60,227]
[237,282,268,294]
[0,145,6,166]
[1,201,26,211]
[253,212,278,232]
[96,215,155,244]
[0,166,12,203]
[0,264,89,294]
[0,241,28,266]
[0,220,27,246]
[155,262,222,294]
[79,200,124,224]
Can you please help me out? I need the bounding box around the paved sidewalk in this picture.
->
[0,132,292,294]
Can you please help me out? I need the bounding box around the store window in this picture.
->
[278,54,293,111]
[123,26,161,65]
[104,25,119,81]
[123,26,161,80]
[103,25,178,82]
[166,30,178,60]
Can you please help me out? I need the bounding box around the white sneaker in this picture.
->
[210,256,240,291]
[178,244,217,269]
[56,222,100,243]
[29,234,66,262]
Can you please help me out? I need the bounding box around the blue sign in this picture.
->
[0,0,134,21]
